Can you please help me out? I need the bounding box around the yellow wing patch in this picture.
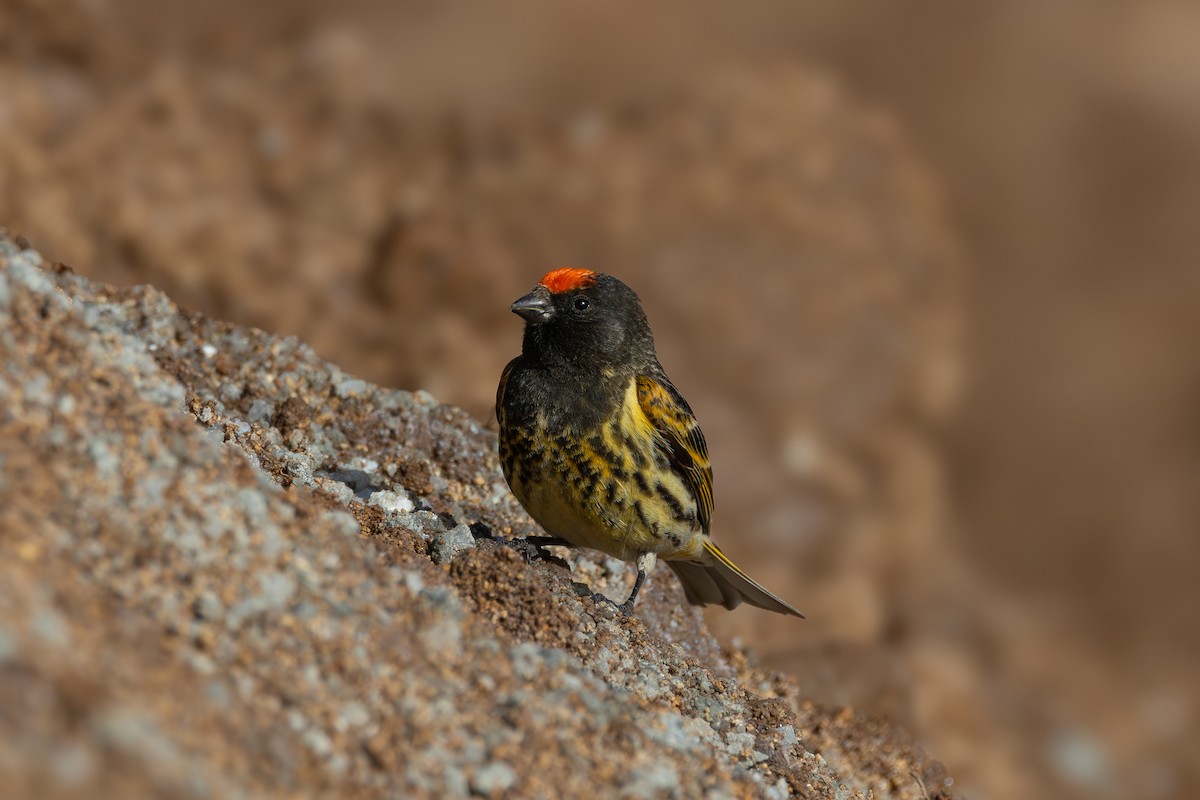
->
[635,375,714,533]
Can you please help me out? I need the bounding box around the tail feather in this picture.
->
[667,560,745,609]
[667,541,804,618]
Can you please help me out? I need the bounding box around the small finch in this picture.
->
[496,268,803,617]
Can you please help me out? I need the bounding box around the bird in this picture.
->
[496,267,803,618]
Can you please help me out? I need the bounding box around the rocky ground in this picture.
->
[0,234,954,798]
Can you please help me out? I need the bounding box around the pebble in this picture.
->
[368,488,414,515]
[471,761,517,795]
[193,591,224,620]
[430,523,475,564]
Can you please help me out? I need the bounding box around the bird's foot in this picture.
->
[491,535,572,569]
[503,538,547,564]
[589,592,628,618]
[571,587,633,617]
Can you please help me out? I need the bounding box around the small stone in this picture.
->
[322,509,362,537]
[247,398,275,424]
[339,701,370,729]
[471,762,516,795]
[401,510,445,539]
[765,777,790,800]
[334,376,371,398]
[187,653,216,675]
[257,572,297,610]
[430,523,475,564]
[401,570,425,594]
[775,724,799,751]
[725,731,756,758]
[368,488,414,514]
[303,726,333,759]
[193,591,224,620]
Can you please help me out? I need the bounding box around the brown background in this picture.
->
[3,1,1197,797]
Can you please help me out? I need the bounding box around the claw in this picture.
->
[504,538,547,564]
[591,592,618,608]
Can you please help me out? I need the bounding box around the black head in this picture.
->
[510,269,656,371]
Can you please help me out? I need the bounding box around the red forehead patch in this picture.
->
[539,267,597,294]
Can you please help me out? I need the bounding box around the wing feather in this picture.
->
[496,357,518,425]
[635,374,713,532]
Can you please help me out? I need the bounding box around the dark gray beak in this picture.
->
[510,284,555,324]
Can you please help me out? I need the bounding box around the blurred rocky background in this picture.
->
[1,1,1196,798]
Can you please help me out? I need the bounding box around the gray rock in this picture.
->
[430,523,476,564]
[367,488,414,514]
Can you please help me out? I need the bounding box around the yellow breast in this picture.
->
[502,378,705,563]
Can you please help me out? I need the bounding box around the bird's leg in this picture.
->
[616,552,658,616]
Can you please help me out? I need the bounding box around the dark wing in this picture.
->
[635,374,714,533]
[496,357,519,426]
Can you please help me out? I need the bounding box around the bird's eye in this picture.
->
[573,297,590,311]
